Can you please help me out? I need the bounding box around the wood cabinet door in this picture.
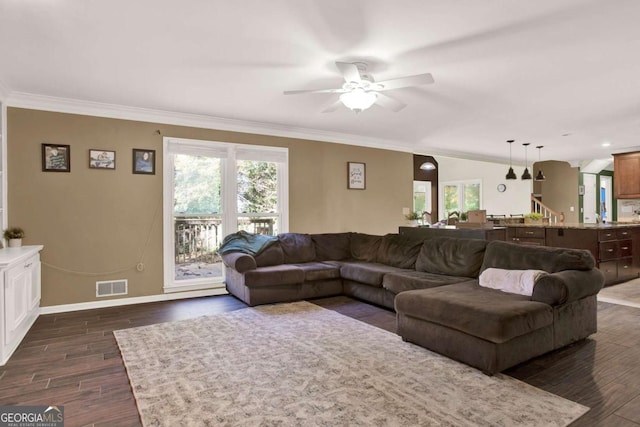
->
[614,152,640,198]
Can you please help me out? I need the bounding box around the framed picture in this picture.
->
[347,162,366,190]
[89,149,116,169]
[42,144,71,172]
[132,149,155,175]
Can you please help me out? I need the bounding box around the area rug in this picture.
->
[114,301,588,426]
[598,277,640,309]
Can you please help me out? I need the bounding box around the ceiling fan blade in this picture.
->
[375,93,407,112]
[335,61,362,84]
[375,73,434,91]
[321,100,343,113]
[283,88,346,95]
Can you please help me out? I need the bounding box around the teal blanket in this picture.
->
[219,230,278,255]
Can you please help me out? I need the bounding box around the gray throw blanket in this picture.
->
[219,230,278,255]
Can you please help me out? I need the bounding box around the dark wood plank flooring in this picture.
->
[1,295,639,426]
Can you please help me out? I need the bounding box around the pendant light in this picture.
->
[521,143,532,180]
[505,140,517,180]
[535,146,546,181]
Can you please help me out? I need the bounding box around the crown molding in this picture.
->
[6,92,414,153]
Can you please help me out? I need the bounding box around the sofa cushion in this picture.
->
[481,240,595,273]
[383,271,473,294]
[254,243,285,267]
[340,261,408,287]
[292,262,341,282]
[279,233,316,264]
[395,282,553,343]
[311,233,352,261]
[244,265,305,287]
[350,233,383,262]
[415,237,488,278]
[376,234,423,269]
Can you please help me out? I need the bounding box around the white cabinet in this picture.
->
[0,246,43,365]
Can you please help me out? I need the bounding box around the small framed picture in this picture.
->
[42,144,71,172]
[347,162,366,190]
[578,185,585,196]
[89,149,116,169]
[132,149,156,175]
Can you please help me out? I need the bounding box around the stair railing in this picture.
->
[531,194,565,224]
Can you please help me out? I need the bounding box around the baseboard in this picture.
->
[39,287,229,314]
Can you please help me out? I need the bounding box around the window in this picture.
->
[441,180,481,217]
[163,138,288,292]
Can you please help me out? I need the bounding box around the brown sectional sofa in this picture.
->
[222,232,604,374]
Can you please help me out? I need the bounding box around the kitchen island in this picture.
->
[400,222,640,285]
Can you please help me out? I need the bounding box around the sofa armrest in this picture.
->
[221,252,257,273]
[532,269,604,306]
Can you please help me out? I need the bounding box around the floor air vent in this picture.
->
[96,279,128,297]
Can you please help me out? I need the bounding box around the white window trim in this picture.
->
[440,179,483,219]
[162,137,289,293]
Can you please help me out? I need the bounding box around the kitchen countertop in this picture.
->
[505,222,640,229]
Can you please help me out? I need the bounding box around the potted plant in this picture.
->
[4,227,25,247]
[524,213,547,225]
[459,212,468,222]
[405,211,422,226]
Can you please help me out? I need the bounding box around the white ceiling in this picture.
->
[2,0,640,165]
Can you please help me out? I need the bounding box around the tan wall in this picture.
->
[7,108,412,307]
[533,160,579,223]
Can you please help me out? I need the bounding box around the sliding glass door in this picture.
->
[163,138,288,292]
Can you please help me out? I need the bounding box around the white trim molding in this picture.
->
[7,91,412,154]
[39,287,229,314]
[0,78,10,101]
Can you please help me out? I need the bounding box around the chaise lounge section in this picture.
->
[395,241,603,374]
[222,232,604,374]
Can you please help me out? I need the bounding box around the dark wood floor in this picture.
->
[1,295,639,427]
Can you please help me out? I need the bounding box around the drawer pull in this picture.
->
[621,246,629,250]
[525,231,534,235]
[623,265,629,269]
[24,263,32,268]
[607,249,614,252]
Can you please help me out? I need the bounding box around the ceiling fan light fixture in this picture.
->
[339,88,377,112]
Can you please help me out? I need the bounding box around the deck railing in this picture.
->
[174,214,278,264]
[175,215,222,264]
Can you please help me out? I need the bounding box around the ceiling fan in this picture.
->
[284,61,434,113]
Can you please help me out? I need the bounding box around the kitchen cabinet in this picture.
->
[614,152,640,198]
[398,226,506,241]
[506,227,546,246]
[1,246,43,365]
[545,227,639,285]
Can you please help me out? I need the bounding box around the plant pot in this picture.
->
[8,238,22,248]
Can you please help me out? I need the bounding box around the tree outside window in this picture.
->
[442,180,481,219]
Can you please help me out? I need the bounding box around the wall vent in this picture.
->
[96,279,128,297]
